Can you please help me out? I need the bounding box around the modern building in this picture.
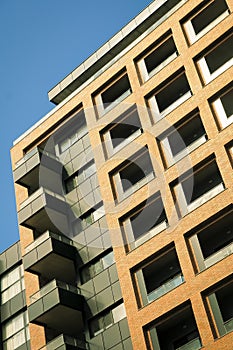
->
[4,0,233,349]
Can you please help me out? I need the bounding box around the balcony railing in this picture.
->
[176,337,201,350]
[39,334,87,350]
[20,187,65,210]
[172,135,208,164]
[134,220,167,248]
[25,230,77,254]
[148,273,184,302]
[187,182,224,213]
[30,279,81,304]
[204,241,233,269]
[15,147,59,168]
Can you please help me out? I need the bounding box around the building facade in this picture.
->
[6,0,233,349]
[0,242,30,350]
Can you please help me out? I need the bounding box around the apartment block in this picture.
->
[4,0,233,349]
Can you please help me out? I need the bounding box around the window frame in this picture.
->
[136,32,178,82]
[158,110,208,167]
[110,147,155,202]
[182,0,230,45]
[1,265,25,305]
[187,207,233,273]
[2,311,30,350]
[93,70,132,118]
[64,160,96,194]
[100,105,142,158]
[172,157,224,217]
[210,85,233,129]
[72,203,105,235]
[120,193,168,251]
[147,70,192,122]
[196,32,233,85]
[133,246,184,307]
[89,302,126,338]
[204,278,233,338]
[81,250,115,284]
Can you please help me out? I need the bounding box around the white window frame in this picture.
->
[148,72,192,121]
[196,35,233,85]
[94,72,131,117]
[183,0,230,45]
[160,113,208,166]
[101,106,142,157]
[211,89,233,129]
[137,35,178,82]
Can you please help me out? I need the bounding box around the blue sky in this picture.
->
[0,0,152,253]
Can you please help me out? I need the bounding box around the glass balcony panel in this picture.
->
[204,241,233,268]
[39,334,87,350]
[147,273,184,302]
[176,337,201,350]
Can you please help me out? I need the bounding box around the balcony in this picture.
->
[173,158,224,217]
[206,278,233,337]
[134,247,183,306]
[39,334,87,350]
[14,147,62,190]
[29,280,84,336]
[24,231,77,283]
[18,187,70,234]
[121,192,167,251]
[146,303,201,350]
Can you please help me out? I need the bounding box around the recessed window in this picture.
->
[73,203,105,235]
[158,111,207,167]
[120,193,167,251]
[136,32,178,82]
[110,147,154,202]
[204,278,233,338]
[196,32,233,85]
[172,157,224,216]
[89,302,126,337]
[93,70,132,117]
[147,70,192,121]
[145,302,202,350]
[64,160,96,193]
[210,84,233,129]
[81,250,115,284]
[186,206,233,272]
[100,105,142,158]
[133,246,184,307]
[0,265,25,304]
[182,0,230,45]
[55,109,87,155]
